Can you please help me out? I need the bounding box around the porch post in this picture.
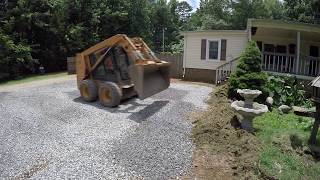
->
[296,31,301,74]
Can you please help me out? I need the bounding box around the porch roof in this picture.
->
[248,19,320,34]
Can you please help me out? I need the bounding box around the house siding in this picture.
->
[183,32,248,70]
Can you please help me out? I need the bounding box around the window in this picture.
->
[289,44,296,55]
[264,44,275,52]
[310,46,319,57]
[276,45,287,54]
[208,40,219,60]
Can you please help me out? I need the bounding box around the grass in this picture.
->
[254,110,320,179]
[0,72,68,86]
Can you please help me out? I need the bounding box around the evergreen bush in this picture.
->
[229,41,268,101]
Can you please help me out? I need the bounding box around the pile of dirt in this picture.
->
[189,84,263,179]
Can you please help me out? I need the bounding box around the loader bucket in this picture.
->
[129,61,170,99]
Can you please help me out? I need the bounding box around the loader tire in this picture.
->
[99,82,122,107]
[80,80,98,102]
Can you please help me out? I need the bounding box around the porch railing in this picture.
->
[262,52,320,77]
[262,52,296,74]
[215,57,239,84]
[297,56,320,77]
[215,53,320,84]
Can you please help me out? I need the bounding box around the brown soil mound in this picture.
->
[189,84,262,179]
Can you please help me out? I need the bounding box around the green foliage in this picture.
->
[1,0,319,79]
[0,31,33,78]
[229,41,268,101]
[169,39,184,54]
[1,0,187,78]
[2,0,67,72]
[200,15,231,30]
[192,0,318,31]
[231,0,270,29]
[266,75,308,106]
[196,0,232,29]
[283,0,315,24]
[177,1,192,24]
[150,0,182,53]
[264,0,285,20]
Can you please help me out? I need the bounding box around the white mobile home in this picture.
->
[181,19,320,83]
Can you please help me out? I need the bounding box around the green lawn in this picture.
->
[0,72,68,86]
[255,110,320,179]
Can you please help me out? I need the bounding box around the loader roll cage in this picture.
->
[87,46,130,82]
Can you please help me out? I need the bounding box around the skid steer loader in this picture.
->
[75,34,171,107]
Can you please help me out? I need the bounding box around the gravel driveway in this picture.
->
[0,78,212,179]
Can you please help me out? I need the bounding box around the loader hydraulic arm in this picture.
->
[80,34,159,65]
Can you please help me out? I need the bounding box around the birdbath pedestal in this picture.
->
[231,89,269,132]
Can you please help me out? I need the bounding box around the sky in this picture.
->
[179,0,200,10]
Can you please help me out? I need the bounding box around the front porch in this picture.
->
[249,19,320,79]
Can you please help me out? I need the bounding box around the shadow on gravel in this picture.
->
[127,100,169,123]
[0,92,10,101]
[68,87,189,123]
[73,96,169,123]
[150,87,187,101]
[0,92,10,96]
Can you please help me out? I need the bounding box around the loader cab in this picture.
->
[89,46,131,84]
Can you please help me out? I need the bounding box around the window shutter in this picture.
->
[220,39,227,61]
[201,39,207,60]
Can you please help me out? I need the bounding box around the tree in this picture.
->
[314,0,320,24]
[3,0,318,81]
[283,0,314,24]
[127,0,152,42]
[229,41,268,101]
[197,0,232,29]
[64,0,101,55]
[0,31,33,77]
[199,0,231,20]
[2,0,66,72]
[231,0,269,29]
[264,0,284,20]
[177,1,193,23]
[184,11,202,31]
[150,0,180,52]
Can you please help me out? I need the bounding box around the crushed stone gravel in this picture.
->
[0,79,212,179]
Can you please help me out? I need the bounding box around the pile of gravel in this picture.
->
[0,80,211,179]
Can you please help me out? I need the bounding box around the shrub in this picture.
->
[229,41,268,101]
[266,75,309,107]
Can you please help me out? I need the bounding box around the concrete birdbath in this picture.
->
[231,89,269,132]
